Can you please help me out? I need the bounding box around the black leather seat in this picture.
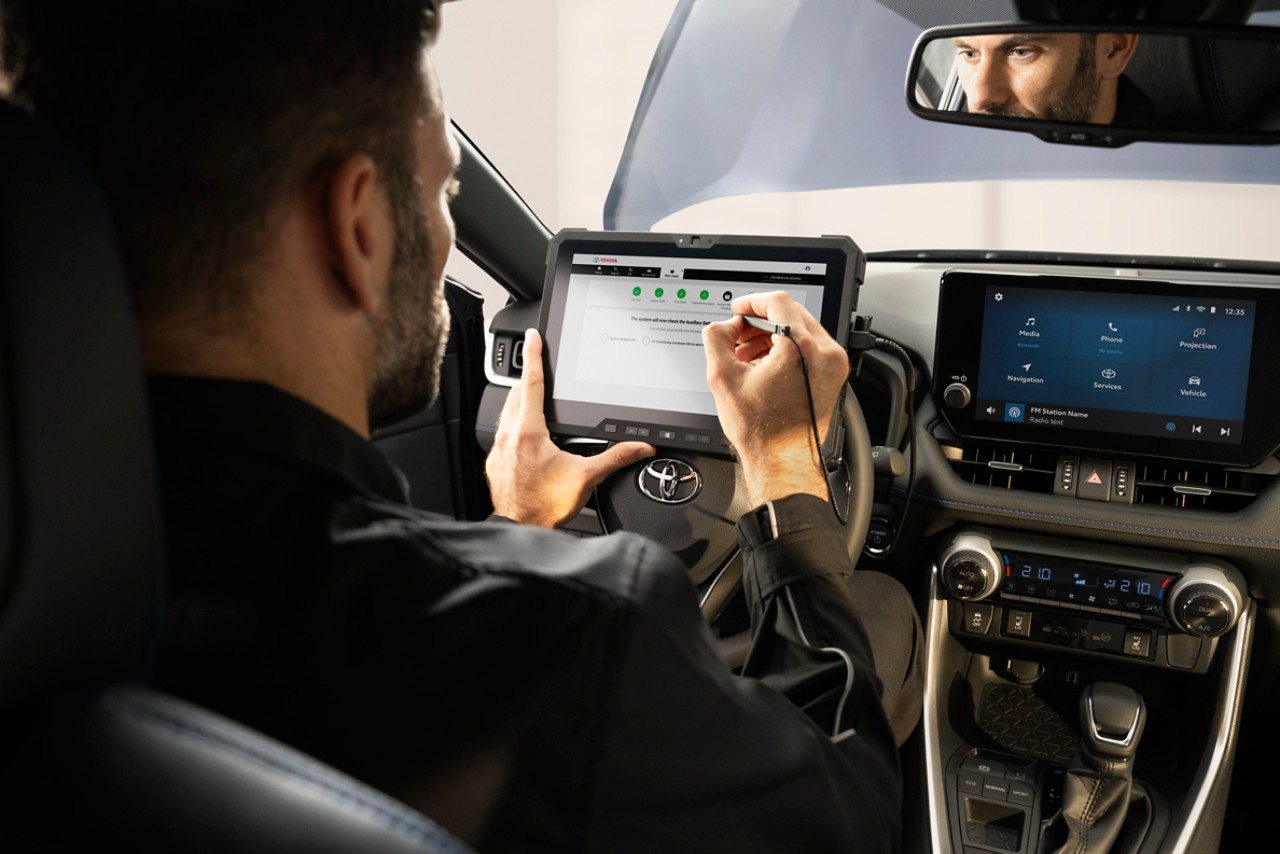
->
[0,99,471,852]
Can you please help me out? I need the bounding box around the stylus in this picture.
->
[740,315,791,337]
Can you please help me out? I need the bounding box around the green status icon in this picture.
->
[632,286,642,297]
[677,288,687,299]
[699,289,710,301]
[655,287,664,298]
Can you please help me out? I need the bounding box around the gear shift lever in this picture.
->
[1047,682,1146,854]
[1082,682,1145,762]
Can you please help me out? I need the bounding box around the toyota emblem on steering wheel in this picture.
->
[638,459,702,504]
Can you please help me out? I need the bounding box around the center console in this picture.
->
[923,528,1253,854]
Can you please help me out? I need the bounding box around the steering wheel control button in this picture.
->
[943,382,971,409]
[961,603,995,636]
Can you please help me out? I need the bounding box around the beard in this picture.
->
[1042,35,1099,122]
[366,176,450,433]
[981,35,1099,122]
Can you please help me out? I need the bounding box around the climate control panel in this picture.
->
[938,530,1246,673]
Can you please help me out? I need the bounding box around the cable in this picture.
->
[786,335,850,526]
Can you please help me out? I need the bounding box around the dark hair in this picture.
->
[1,1,442,320]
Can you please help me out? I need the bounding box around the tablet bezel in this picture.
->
[537,230,863,455]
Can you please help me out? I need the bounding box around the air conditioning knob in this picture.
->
[1168,567,1243,639]
[940,534,1001,601]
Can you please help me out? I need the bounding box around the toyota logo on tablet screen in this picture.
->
[638,459,702,504]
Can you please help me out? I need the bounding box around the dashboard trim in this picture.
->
[1169,600,1253,853]
[922,565,955,854]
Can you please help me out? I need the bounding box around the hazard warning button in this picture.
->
[1076,458,1113,502]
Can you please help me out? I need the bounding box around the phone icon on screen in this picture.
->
[1108,322,1119,332]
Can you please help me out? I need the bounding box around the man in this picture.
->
[1,1,918,850]
[953,31,1153,125]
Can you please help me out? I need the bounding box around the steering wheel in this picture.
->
[594,387,875,663]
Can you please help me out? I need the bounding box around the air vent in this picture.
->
[940,440,1274,513]
[943,442,1057,493]
[1132,462,1271,513]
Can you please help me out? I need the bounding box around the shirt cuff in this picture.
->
[736,494,853,597]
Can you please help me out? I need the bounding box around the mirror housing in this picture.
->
[906,22,1280,147]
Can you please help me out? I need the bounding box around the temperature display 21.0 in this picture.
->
[1000,552,1173,619]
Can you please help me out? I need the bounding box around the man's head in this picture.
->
[952,32,1140,124]
[1,0,455,430]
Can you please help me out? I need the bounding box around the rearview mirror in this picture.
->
[907,22,1280,146]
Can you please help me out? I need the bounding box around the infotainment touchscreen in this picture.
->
[934,271,1280,466]
[538,230,863,456]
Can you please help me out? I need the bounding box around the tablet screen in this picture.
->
[538,231,862,455]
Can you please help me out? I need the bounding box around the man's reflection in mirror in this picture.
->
[952,32,1154,125]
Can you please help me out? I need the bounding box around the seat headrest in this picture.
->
[0,100,160,714]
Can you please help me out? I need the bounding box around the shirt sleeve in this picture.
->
[582,520,902,853]
[737,492,901,757]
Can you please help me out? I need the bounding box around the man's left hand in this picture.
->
[486,329,655,528]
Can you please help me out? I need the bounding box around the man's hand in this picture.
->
[702,292,849,507]
[487,329,655,528]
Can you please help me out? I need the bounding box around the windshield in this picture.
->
[606,0,1280,262]
[437,0,1280,268]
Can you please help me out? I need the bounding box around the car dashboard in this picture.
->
[858,257,1276,854]
[474,253,1278,854]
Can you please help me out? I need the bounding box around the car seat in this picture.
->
[0,99,472,852]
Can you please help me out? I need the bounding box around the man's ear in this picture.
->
[323,152,392,315]
[1098,33,1140,80]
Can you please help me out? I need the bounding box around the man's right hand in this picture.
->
[702,292,849,508]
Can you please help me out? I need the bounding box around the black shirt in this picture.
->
[148,376,901,852]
